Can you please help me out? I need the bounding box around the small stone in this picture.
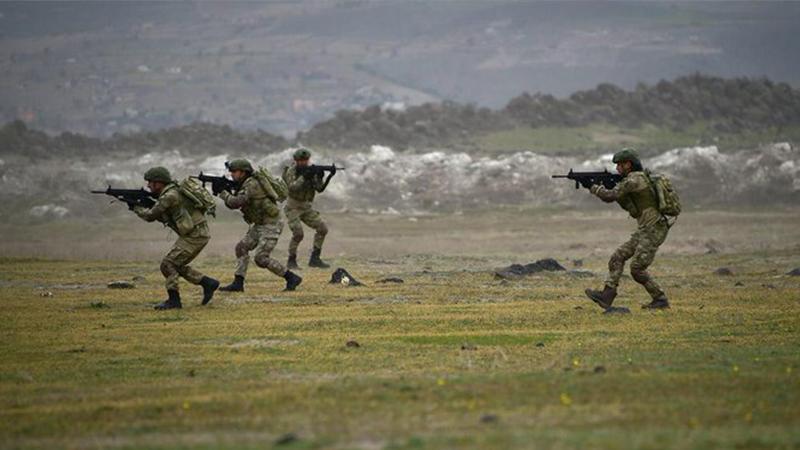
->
[90,301,109,309]
[569,270,594,278]
[39,291,54,297]
[188,369,196,377]
[108,281,135,289]
[594,365,607,374]
[734,281,744,287]
[346,340,360,348]
[376,277,404,284]
[786,268,800,276]
[479,414,498,424]
[535,342,545,347]
[274,433,298,445]
[132,275,146,282]
[714,267,733,276]
[603,306,631,315]
[574,306,583,310]
[461,342,477,351]
[572,259,583,267]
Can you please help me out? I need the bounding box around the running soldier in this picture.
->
[216,159,303,292]
[584,149,671,310]
[133,167,219,310]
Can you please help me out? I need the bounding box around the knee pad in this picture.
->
[254,254,271,268]
[160,260,175,277]
[291,229,304,242]
[235,241,250,257]
[631,269,650,284]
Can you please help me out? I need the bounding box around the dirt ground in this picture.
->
[1,207,799,450]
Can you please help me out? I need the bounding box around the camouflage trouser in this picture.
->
[161,222,210,292]
[285,202,328,255]
[605,221,669,299]
[234,221,286,278]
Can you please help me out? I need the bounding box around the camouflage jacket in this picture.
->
[282,164,325,206]
[134,183,206,236]
[590,171,661,228]
[219,175,280,225]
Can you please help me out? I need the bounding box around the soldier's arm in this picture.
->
[219,182,253,209]
[590,175,646,202]
[284,168,307,194]
[313,173,327,193]
[134,192,177,222]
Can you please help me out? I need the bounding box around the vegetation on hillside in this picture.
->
[2,75,799,157]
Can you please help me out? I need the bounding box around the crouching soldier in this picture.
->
[584,149,671,310]
[134,167,219,310]
[216,159,302,292]
[283,148,332,269]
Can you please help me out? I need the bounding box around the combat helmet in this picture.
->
[225,159,254,173]
[293,147,311,160]
[612,148,641,165]
[143,166,172,183]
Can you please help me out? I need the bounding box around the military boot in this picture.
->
[308,247,330,268]
[287,254,299,270]
[154,290,182,310]
[200,276,220,305]
[283,271,303,291]
[219,275,245,293]
[642,295,670,310]
[584,286,617,309]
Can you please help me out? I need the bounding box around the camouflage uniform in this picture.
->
[134,183,210,292]
[282,164,329,255]
[591,171,669,300]
[219,174,287,278]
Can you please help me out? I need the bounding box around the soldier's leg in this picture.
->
[286,207,304,260]
[253,223,288,277]
[630,224,669,304]
[234,227,259,278]
[220,227,257,292]
[605,232,640,289]
[302,209,330,268]
[586,232,639,309]
[172,234,209,285]
[301,209,329,251]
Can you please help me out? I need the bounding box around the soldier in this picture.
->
[134,167,219,310]
[584,149,671,310]
[282,148,333,269]
[216,159,303,292]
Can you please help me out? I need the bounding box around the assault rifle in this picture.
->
[295,164,345,178]
[552,169,623,190]
[195,172,238,196]
[91,187,156,210]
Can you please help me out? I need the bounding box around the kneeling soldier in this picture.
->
[134,167,219,310]
[584,149,671,310]
[217,159,302,292]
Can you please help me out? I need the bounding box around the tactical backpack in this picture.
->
[646,171,681,220]
[253,167,288,202]
[178,177,217,217]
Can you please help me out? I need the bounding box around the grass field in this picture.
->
[1,208,799,449]
[474,123,800,156]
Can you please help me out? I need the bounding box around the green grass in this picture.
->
[2,246,799,449]
[475,123,800,156]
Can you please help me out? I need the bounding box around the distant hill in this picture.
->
[300,74,800,150]
[0,121,288,159]
[3,74,799,158]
